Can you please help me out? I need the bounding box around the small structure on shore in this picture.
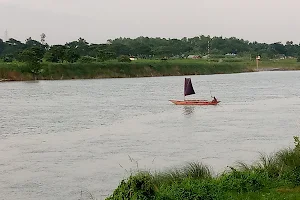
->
[187,55,201,59]
[129,56,137,61]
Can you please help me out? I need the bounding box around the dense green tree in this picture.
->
[65,37,89,56]
[0,39,4,56]
[109,43,131,56]
[18,48,43,79]
[78,56,96,63]
[1,35,300,61]
[45,45,66,63]
[3,54,14,62]
[1,38,25,60]
[97,50,116,62]
[64,49,80,63]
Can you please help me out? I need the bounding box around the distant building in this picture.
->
[277,54,286,59]
[129,56,137,61]
[187,55,201,59]
[225,53,237,56]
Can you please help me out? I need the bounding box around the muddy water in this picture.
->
[1,71,300,200]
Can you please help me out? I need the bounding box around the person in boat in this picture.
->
[212,96,217,103]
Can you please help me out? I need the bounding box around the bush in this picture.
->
[106,172,155,200]
[223,58,243,62]
[153,162,212,187]
[157,179,224,200]
[78,56,96,63]
[118,55,131,62]
[3,54,14,62]
[219,169,270,193]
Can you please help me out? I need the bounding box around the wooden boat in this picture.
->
[169,78,220,106]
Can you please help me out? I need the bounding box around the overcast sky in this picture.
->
[0,0,299,45]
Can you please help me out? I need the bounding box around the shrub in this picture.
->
[106,172,155,200]
[118,55,131,62]
[153,162,212,187]
[78,56,96,63]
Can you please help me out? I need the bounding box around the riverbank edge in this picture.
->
[0,64,299,82]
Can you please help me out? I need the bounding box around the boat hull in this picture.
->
[169,100,220,105]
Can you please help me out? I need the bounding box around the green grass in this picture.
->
[0,58,300,81]
[0,59,248,81]
[105,136,300,200]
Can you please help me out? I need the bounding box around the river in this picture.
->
[0,71,300,200]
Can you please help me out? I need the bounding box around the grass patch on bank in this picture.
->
[1,58,300,81]
[106,136,300,200]
[0,60,249,81]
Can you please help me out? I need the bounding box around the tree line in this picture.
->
[1,34,300,64]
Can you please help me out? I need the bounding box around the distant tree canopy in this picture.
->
[18,47,43,79]
[0,35,300,63]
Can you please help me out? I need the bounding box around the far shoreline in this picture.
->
[0,65,299,83]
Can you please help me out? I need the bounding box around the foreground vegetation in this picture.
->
[106,136,300,200]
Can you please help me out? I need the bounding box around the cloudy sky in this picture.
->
[0,0,299,45]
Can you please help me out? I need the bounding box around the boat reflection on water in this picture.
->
[183,106,194,116]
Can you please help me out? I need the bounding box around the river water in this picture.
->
[0,71,300,200]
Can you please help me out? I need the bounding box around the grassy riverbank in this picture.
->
[106,137,300,200]
[1,58,300,82]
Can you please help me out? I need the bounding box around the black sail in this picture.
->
[184,78,195,96]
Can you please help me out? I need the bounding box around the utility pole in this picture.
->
[4,29,8,41]
[256,55,260,71]
[207,40,210,58]
[40,33,46,45]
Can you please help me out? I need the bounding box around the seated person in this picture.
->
[212,96,217,102]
